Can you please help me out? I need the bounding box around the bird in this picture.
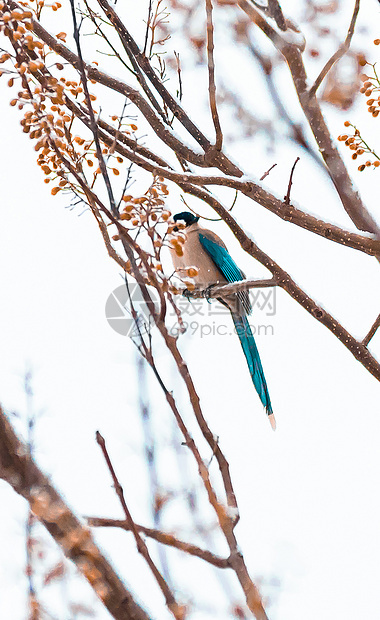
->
[170,211,275,430]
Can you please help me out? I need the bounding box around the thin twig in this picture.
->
[95,432,183,619]
[86,517,230,569]
[24,371,38,616]
[205,0,223,150]
[96,0,209,149]
[137,356,172,586]
[284,156,300,204]
[309,0,360,98]
[362,312,380,346]
[143,0,153,55]
[83,0,135,77]
[69,0,118,217]
[260,163,277,181]
[174,51,183,101]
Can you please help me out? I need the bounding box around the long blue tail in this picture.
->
[231,313,274,425]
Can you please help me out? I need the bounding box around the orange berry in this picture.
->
[183,281,195,290]
[187,267,198,277]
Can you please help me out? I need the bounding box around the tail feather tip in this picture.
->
[268,413,276,431]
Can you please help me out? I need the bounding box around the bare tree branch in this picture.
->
[1,3,379,617]
[6,0,379,255]
[309,0,361,98]
[96,432,184,620]
[267,0,287,31]
[205,0,223,150]
[0,406,150,620]
[180,278,278,298]
[86,517,230,569]
[5,1,209,168]
[237,0,380,237]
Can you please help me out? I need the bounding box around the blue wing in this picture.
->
[199,232,251,315]
[198,233,245,283]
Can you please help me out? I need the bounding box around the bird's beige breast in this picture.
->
[170,228,226,288]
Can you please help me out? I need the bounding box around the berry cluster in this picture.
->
[0,1,195,299]
[338,42,380,171]
[338,122,380,171]
[359,67,380,118]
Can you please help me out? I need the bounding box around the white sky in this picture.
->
[1,2,380,619]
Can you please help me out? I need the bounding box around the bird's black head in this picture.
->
[173,211,199,228]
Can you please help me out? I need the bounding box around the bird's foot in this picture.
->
[182,288,194,299]
[202,283,218,304]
